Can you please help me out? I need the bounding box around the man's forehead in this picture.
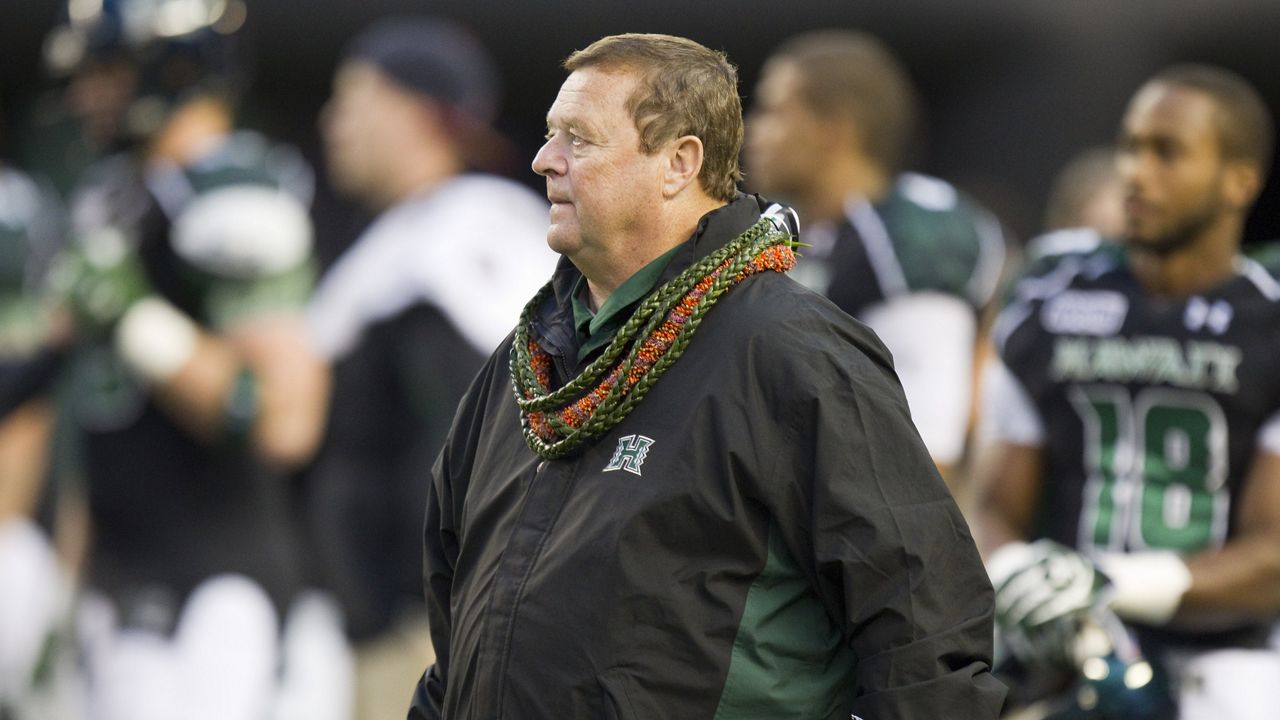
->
[334,60,415,103]
[334,60,380,89]
[755,60,805,105]
[546,66,638,124]
[1124,83,1219,137]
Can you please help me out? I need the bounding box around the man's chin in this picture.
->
[1125,230,1194,257]
[545,230,580,257]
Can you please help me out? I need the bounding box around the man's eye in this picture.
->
[569,132,585,147]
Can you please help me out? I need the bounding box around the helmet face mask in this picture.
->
[45,0,249,148]
[996,607,1179,720]
[115,0,239,44]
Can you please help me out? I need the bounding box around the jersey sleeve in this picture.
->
[977,353,1045,447]
[859,292,976,465]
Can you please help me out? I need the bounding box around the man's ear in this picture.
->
[1223,161,1262,211]
[661,135,705,198]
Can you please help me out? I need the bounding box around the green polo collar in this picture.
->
[571,244,682,362]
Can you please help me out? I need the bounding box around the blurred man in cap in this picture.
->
[307,16,556,719]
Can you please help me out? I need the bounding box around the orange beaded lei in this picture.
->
[511,217,796,459]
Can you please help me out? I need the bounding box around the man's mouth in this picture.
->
[1124,195,1152,218]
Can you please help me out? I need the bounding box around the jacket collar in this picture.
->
[532,193,770,371]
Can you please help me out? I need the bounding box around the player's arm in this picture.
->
[0,397,55,522]
[133,308,330,470]
[58,192,329,471]
[1169,446,1280,625]
[972,442,1044,556]
[970,353,1099,673]
[970,353,1046,557]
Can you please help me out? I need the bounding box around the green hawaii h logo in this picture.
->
[604,434,654,476]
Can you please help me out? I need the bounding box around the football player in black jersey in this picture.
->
[41,1,351,717]
[975,65,1280,718]
[746,30,1008,490]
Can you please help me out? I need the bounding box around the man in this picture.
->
[43,2,349,717]
[746,30,1008,488]
[1044,147,1127,239]
[306,17,555,720]
[975,65,1280,718]
[1021,146,1127,264]
[410,33,1003,719]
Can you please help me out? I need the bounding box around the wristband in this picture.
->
[114,297,199,382]
[1096,551,1192,625]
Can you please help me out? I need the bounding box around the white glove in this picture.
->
[988,539,1104,669]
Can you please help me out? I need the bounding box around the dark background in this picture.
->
[4,0,1280,261]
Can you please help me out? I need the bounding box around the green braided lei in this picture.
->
[510,216,797,460]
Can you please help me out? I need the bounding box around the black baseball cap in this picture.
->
[342,16,500,128]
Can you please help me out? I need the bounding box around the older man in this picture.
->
[410,33,1003,719]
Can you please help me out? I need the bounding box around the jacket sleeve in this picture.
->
[773,335,1006,719]
[408,349,504,720]
[408,665,447,720]
[408,445,456,720]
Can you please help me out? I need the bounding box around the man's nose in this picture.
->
[532,139,562,177]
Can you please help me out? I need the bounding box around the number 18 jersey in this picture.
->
[994,243,1280,557]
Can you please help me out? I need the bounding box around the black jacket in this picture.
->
[411,194,1004,719]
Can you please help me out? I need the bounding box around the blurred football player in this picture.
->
[305,17,555,719]
[746,30,1008,490]
[1025,147,1127,263]
[41,1,351,718]
[0,155,73,718]
[975,64,1280,718]
[1044,147,1127,238]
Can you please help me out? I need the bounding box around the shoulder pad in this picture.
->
[172,185,313,278]
[1016,236,1122,284]
[184,131,314,205]
[1024,227,1104,263]
[895,173,959,211]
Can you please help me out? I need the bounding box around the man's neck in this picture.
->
[1128,219,1243,298]
[582,195,727,311]
[377,145,464,211]
[794,158,890,224]
[145,97,233,167]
